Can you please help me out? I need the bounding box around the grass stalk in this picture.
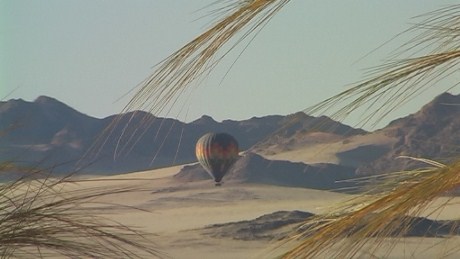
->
[0,166,162,258]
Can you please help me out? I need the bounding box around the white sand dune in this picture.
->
[66,162,460,259]
[262,131,397,165]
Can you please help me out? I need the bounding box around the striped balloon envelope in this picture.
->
[195,132,239,186]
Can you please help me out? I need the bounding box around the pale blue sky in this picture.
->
[2,1,459,129]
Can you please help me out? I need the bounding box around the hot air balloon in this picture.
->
[195,132,239,186]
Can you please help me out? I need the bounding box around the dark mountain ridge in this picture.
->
[0,96,101,146]
[357,92,460,174]
[249,92,460,175]
[0,96,363,175]
[2,92,459,182]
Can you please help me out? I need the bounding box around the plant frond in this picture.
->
[305,4,460,128]
[279,160,460,258]
[123,0,291,117]
[0,167,163,258]
[83,0,292,162]
[397,155,447,168]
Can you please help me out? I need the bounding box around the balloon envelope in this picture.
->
[195,132,239,184]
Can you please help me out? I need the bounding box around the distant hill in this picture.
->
[250,112,366,155]
[2,92,459,182]
[356,92,460,174]
[254,92,460,175]
[0,96,363,175]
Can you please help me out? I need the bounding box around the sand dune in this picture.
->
[64,164,460,258]
[261,131,397,166]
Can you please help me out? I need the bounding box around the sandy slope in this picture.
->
[262,131,397,165]
[74,167,349,258]
[71,165,460,258]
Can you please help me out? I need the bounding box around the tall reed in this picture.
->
[281,5,460,258]
[102,2,460,258]
[0,165,162,258]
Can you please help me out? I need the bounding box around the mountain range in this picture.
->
[0,96,362,175]
[1,93,459,185]
[252,92,460,174]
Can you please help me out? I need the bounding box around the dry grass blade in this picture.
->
[278,5,460,258]
[305,4,460,128]
[124,0,291,116]
[279,160,460,258]
[0,168,162,258]
[85,0,291,161]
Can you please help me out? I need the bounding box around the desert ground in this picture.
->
[77,166,346,258]
[67,160,460,259]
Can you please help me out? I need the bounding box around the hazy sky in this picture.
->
[2,1,459,129]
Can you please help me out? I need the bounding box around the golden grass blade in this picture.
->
[83,0,292,162]
[397,155,446,168]
[305,5,460,128]
[278,5,460,257]
[123,0,291,116]
[279,160,460,258]
[0,167,163,258]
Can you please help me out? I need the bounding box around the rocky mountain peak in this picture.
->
[357,92,460,174]
[416,92,460,118]
[192,115,218,125]
[34,95,61,104]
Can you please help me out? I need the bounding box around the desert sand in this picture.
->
[67,160,460,259]
[76,166,348,258]
[262,130,397,165]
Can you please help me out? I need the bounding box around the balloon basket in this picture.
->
[215,182,222,187]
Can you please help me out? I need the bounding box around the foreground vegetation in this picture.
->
[0,164,161,258]
[3,1,460,258]
[120,1,460,258]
